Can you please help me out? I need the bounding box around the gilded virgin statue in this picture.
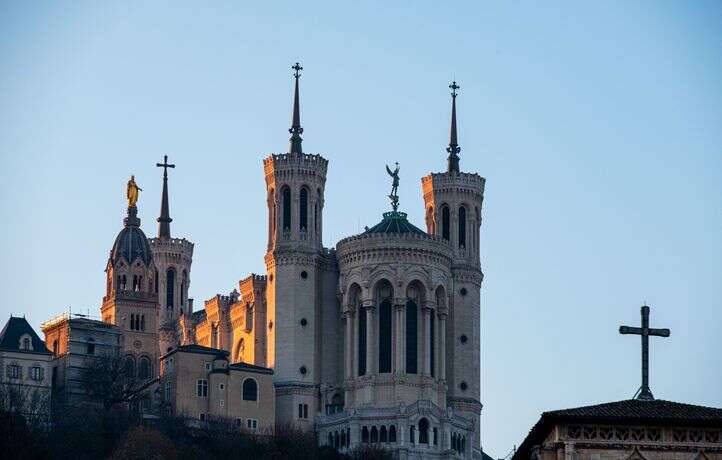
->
[126,175,143,207]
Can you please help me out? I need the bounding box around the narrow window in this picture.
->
[154,269,159,294]
[410,426,415,444]
[362,427,369,443]
[370,427,378,443]
[458,206,467,248]
[406,300,418,374]
[165,381,171,400]
[22,337,30,350]
[419,418,429,444]
[378,299,392,373]
[138,357,150,379]
[130,314,135,331]
[298,404,303,418]
[299,187,308,230]
[389,425,397,442]
[380,426,388,442]
[166,268,175,310]
[141,315,145,331]
[242,378,258,401]
[87,339,95,355]
[358,307,367,376]
[303,404,308,418]
[441,205,450,241]
[433,427,438,445]
[282,186,291,231]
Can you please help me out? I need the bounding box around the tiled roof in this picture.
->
[513,399,722,460]
[229,361,274,375]
[160,344,228,360]
[0,316,51,354]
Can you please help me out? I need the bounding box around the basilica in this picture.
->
[75,64,485,459]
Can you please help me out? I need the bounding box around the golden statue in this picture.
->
[126,175,143,207]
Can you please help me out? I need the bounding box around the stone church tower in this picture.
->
[263,63,340,430]
[101,196,160,379]
[422,82,485,450]
[148,156,194,355]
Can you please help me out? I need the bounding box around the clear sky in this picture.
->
[1,1,720,457]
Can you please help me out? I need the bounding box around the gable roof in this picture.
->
[513,399,722,460]
[229,361,274,375]
[0,316,51,354]
[160,344,228,360]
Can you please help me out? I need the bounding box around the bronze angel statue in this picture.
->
[386,162,400,211]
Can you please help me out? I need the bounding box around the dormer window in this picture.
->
[19,335,32,351]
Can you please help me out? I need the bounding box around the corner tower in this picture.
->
[421,82,485,453]
[263,63,337,431]
[148,156,194,355]
[101,177,160,378]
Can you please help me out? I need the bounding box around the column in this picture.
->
[344,311,353,379]
[422,306,431,375]
[394,299,405,373]
[363,300,375,375]
[438,312,447,381]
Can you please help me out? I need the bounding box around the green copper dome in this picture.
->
[363,211,426,235]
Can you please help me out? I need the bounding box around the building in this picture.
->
[159,344,274,432]
[41,314,124,409]
[0,316,53,423]
[512,399,722,460]
[172,68,485,458]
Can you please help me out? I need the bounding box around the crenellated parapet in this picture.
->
[263,152,328,184]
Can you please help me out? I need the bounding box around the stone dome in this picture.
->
[110,207,153,266]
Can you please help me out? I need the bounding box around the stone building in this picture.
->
[159,344,274,432]
[0,316,53,423]
[175,67,485,458]
[41,314,123,409]
[512,399,722,460]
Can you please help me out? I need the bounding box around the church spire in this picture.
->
[156,155,175,239]
[288,62,304,155]
[446,81,461,174]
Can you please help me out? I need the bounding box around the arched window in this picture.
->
[378,297,392,373]
[389,425,397,442]
[299,187,308,231]
[166,268,175,310]
[410,425,415,444]
[123,356,135,379]
[380,425,388,442]
[282,186,291,231]
[406,286,419,374]
[181,270,188,309]
[334,431,339,448]
[138,356,151,379]
[461,436,466,452]
[358,306,367,376]
[433,427,438,445]
[22,337,31,350]
[452,433,457,450]
[441,205,450,241]
[140,314,145,331]
[235,338,245,363]
[419,418,429,444]
[154,269,159,294]
[340,430,346,447]
[242,378,258,401]
[370,426,378,443]
[458,206,467,248]
[362,426,369,443]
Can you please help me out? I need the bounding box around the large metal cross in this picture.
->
[156,155,175,178]
[449,80,460,97]
[619,304,670,400]
[292,62,303,79]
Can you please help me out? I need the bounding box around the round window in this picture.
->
[300,318,308,327]
[299,366,307,375]
[460,334,468,344]
[460,288,467,296]
[460,381,468,391]
[301,271,308,279]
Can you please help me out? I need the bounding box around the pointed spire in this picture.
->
[156,155,175,238]
[288,62,304,154]
[446,80,461,174]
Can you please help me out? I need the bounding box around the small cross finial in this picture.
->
[450,80,460,98]
[292,62,303,79]
[156,155,175,178]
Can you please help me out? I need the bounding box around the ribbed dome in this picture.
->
[363,211,427,235]
[110,207,153,266]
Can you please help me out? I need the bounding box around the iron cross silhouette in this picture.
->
[619,305,670,400]
[156,155,175,178]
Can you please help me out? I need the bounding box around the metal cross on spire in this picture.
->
[447,80,461,174]
[289,62,304,154]
[619,304,670,400]
[156,155,175,239]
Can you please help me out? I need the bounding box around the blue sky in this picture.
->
[1,1,720,456]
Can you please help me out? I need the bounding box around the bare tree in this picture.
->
[0,383,51,430]
[81,353,148,410]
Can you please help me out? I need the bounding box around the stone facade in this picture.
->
[159,344,274,432]
[41,315,123,409]
[513,399,722,460]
